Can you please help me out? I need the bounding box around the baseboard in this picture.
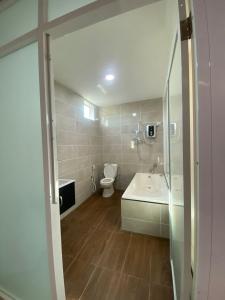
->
[170,258,177,300]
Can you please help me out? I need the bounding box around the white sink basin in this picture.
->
[58,179,75,189]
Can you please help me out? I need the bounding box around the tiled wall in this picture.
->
[121,200,169,238]
[54,82,103,208]
[99,99,163,190]
[54,82,163,207]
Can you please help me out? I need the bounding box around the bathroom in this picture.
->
[3,0,225,299]
[51,1,177,299]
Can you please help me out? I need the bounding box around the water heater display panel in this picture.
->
[146,125,156,138]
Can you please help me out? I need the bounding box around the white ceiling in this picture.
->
[52,0,169,107]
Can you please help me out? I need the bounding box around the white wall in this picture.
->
[165,0,179,52]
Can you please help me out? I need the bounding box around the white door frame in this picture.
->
[39,1,177,299]
[0,1,215,299]
[191,0,213,299]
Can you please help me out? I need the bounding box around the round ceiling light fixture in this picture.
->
[105,74,115,81]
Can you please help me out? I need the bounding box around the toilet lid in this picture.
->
[104,164,115,178]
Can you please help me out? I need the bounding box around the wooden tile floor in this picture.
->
[61,191,173,300]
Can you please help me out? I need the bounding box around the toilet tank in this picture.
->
[104,163,118,178]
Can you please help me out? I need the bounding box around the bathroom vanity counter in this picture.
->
[58,179,75,216]
[58,178,75,189]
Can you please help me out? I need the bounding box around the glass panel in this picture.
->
[48,0,96,21]
[0,43,52,299]
[168,36,184,299]
[163,84,170,187]
[0,0,38,47]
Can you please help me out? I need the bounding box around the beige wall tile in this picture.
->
[121,217,161,237]
[140,98,162,112]
[99,98,164,191]
[100,105,121,117]
[160,224,170,239]
[55,81,164,212]
[56,130,74,145]
[55,82,103,210]
[103,135,122,145]
[57,145,74,161]
[77,145,89,157]
[121,200,160,222]
[121,101,141,115]
[74,134,89,146]
[103,145,122,154]
[161,204,169,225]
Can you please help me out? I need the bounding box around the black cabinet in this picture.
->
[59,181,75,215]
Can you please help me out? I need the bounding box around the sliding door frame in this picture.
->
[0,0,213,299]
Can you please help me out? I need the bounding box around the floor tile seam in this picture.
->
[150,241,172,288]
[102,237,132,290]
[63,201,116,274]
[121,233,153,284]
[95,207,111,228]
[94,230,114,267]
[118,231,132,285]
[90,263,154,287]
[78,264,98,300]
[64,225,100,274]
[77,226,114,300]
[148,285,151,300]
[149,280,173,289]
[94,209,110,230]
[95,230,115,268]
[148,247,153,300]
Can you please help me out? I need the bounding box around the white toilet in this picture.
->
[100,163,118,198]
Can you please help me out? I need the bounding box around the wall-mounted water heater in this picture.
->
[146,124,157,138]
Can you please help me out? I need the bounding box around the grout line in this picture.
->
[94,209,108,230]
[96,231,115,267]
[96,230,114,265]
[64,218,101,273]
[78,264,98,300]
[64,206,115,274]
[119,232,132,276]
[77,229,114,299]
[149,238,154,284]
[90,263,152,284]
[63,193,173,299]
[148,242,153,300]
[64,231,92,274]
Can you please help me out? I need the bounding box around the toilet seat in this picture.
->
[100,177,114,184]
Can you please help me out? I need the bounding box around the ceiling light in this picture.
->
[105,74,115,81]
